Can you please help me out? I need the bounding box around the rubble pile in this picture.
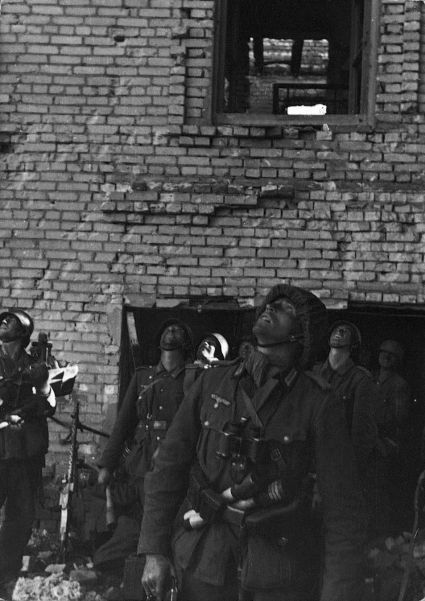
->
[12,573,82,601]
[367,531,425,601]
[9,528,114,601]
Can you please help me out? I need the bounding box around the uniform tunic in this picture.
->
[99,362,187,482]
[94,362,188,571]
[139,353,366,601]
[314,358,378,467]
[374,371,410,446]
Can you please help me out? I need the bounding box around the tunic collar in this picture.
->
[234,349,298,391]
[154,361,186,379]
[322,356,355,377]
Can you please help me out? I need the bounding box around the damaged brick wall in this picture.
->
[1,0,425,470]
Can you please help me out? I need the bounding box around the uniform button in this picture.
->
[149,375,152,380]
[283,435,290,443]
[277,537,288,547]
[159,406,163,411]
[156,436,160,441]
[204,420,210,427]
[160,388,164,392]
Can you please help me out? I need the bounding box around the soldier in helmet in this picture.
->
[374,340,410,451]
[0,309,56,590]
[94,319,194,574]
[195,332,229,366]
[183,333,231,395]
[374,340,411,530]
[139,285,366,601]
[313,321,382,533]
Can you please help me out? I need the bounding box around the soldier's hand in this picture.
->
[142,554,176,601]
[97,467,111,488]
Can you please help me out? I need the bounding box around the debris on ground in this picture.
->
[367,530,425,601]
[12,573,82,601]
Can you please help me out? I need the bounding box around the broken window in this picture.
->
[213,0,379,125]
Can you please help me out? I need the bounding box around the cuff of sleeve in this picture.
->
[137,536,170,558]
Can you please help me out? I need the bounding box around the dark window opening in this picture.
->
[213,0,379,124]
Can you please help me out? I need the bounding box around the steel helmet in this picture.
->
[329,320,362,356]
[208,333,230,361]
[0,309,34,347]
[156,318,194,359]
[256,284,328,368]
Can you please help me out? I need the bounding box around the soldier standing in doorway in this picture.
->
[314,321,384,536]
[94,319,194,574]
[374,339,411,531]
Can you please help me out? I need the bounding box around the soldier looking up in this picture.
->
[314,321,378,469]
[374,339,411,531]
[94,319,194,574]
[0,309,56,593]
[313,321,382,534]
[374,339,410,449]
[183,332,230,396]
[195,332,229,366]
[139,285,366,601]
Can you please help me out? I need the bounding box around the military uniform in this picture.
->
[374,371,410,447]
[139,352,366,601]
[314,358,383,535]
[313,358,378,467]
[374,371,411,530]
[95,362,189,570]
[0,346,55,576]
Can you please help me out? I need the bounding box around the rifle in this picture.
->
[30,332,53,365]
[58,399,80,561]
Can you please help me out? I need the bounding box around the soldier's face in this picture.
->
[196,337,218,363]
[253,297,297,345]
[160,324,187,349]
[0,314,24,343]
[238,341,254,360]
[329,324,352,349]
[378,348,398,370]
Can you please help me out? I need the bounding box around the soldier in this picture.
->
[237,335,255,361]
[374,340,411,530]
[374,340,410,451]
[0,309,56,591]
[94,319,194,573]
[195,332,229,366]
[313,321,381,533]
[183,333,230,396]
[139,285,366,601]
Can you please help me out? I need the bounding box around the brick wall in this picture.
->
[1,0,425,466]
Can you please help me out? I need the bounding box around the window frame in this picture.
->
[211,0,381,129]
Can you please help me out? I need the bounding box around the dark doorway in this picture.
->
[328,303,425,419]
[328,302,425,531]
[119,298,255,406]
[118,298,425,531]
